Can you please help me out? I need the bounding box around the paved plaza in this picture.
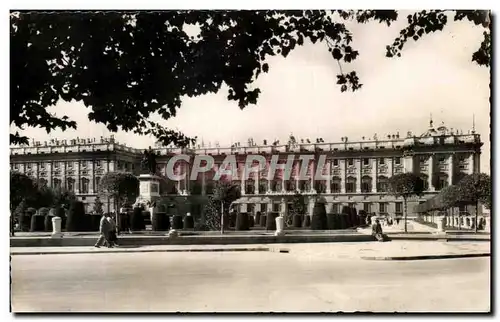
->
[11,243,490,312]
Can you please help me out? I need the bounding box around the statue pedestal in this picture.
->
[134,174,161,208]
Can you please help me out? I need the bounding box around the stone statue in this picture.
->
[141,147,157,175]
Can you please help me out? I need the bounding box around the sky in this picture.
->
[11,11,491,173]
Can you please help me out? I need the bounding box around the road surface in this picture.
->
[11,251,490,312]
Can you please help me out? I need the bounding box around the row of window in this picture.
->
[244,202,403,214]
[11,160,134,171]
[339,157,402,167]
[38,177,100,194]
[175,177,451,195]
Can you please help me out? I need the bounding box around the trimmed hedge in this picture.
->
[152,212,168,231]
[248,214,255,228]
[311,203,327,230]
[38,207,50,216]
[30,215,45,232]
[131,207,145,231]
[266,212,278,230]
[255,212,262,226]
[142,211,152,226]
[118,213,130,232]
[172,215,183,230]
[44,215,53,232]
[303,215,311,228]
[236,213,250,231]
[326,213,337,230]
[66,201,85,232]
[18,212,29,232]
[184,215,195,229]
[229,212,237,228]
[339,214,348,229]
[89,215,101,231]
[293,214,302,228]
[259,214,267,227]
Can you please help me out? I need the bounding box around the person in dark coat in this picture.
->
[95,214,112,248]
[372,219,384,242]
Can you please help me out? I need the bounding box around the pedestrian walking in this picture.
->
[107,214,119,247]
[95,214,112,248]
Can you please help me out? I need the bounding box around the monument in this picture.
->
[134,147,161,209]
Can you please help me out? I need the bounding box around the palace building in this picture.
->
[10,120,482,218]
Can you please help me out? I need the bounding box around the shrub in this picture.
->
[327,213,338,230]
[259,214,267,227]
[118,213,130,232]
[152,212,168,231]
[292,214,302,228]
[82,214,93,231]
[236,213,250,231]
[311,202,327,230]
[303,215,311,228]
[142,211,151,226]
[26,207,37,216]
[341,206,350,215]
[38,207,50,216]
[44,214,53,232]
[18,212,30,232]
[172,215,183,230]
[89,215,101,231]
[229,212,237,227]
[266,212,278,230]
[131,207,145,231]
[248,214,255,228]
[339,214,348,229]
[184,215,195,229]
[30,214,45,232]
[255,212,262,226]
[66,201,85,232]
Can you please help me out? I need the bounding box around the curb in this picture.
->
[360,253,490,261]
[10,247,271,256]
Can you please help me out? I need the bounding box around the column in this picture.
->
[76,161,80,194]
[308,197,315,217]
[255,174,259,194]
[280,197,287,216]
[201,170,206,195]
[340,159,346,193]
[356,158,361,193]
[240,165,245,196]
[448,154,454,186]
[403,154,414,173]
[326,160,332,193]
[428,154,435,192]
[310,158,315,192]
[371,158,377,193]
[468,153,474,175]
[90,161,95,194]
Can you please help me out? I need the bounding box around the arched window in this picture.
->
[361,176,372,193]
[259,179,268,193]
[377,176,389,192]
[245,179,255,195]
[66,178,75,192]
[331,177,341,193]
[285,180,295,192]
[52,178,61,190]
[314,180,327,193]
[346,177,356,193]
[80,177,89,194]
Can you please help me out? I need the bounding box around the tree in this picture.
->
[456,173,491,233]
[10,171,36,212]
[98,171,139,230]
[286,191,306,227]
[388,173,425,233]
[10,10,490,146]
[51,187,76,210]
[93,195,104,215]
[211,181,241,234]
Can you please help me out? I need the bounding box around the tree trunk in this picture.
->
[115,197,120,234]
[403,197,408,234]
[221,201,224,235]
[475,200,479,233]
